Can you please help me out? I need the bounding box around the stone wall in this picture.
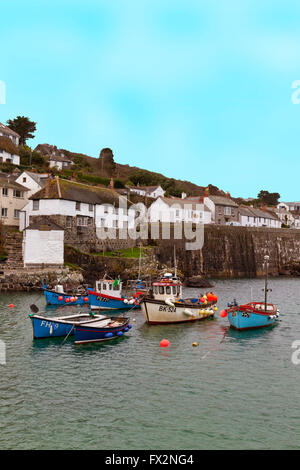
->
[153,225,300,278]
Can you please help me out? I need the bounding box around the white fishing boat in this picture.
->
[140,273,218,324]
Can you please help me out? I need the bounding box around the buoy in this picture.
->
[206,293,213,301]
[9,304,14,308]
[84,297,88,302]
[128,324,132,329]
[124,327,129,332]
[58,296,63,301]
[124,299,128,304]
[160,339,170,348]
[192,342,198,347]
[220,310,228,318]
[65,298,70,303]
[117,331,123,337]
[213,307,218,311]
[105,332,113,338]
[132,319,136,322]
[70,297,75,302]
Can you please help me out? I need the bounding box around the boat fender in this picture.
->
[165,299,175,307]
[183,309,194,316]
[105,332,113,338]
[123,299,129,304]
[50,325,53,335]
[117,331,123,336]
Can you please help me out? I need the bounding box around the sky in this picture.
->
[1,0,300,200]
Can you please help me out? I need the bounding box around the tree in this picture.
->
[6,116,36,146]
[99,148,116,176]
[257,190,280,206]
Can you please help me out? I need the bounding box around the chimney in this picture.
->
[45,177,52,198]
[110,177,114,189]
[204,187,209,197]
[226,191,231,198]
[199,195,204,203]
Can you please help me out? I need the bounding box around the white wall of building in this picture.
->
[240,214,281,228]
[0,149,20,165]
[148,198,211,224]
[23,229,64,266]
[15,172,45,198]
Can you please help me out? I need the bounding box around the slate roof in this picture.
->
[0,122,20,138]
[29,177,131,206]
[207,195,239,208]
[239,205,279,220]
[25,221,64,231]
[0,136,20,155]
[48,155,72,163]
[23,171,49,186]
[0,174,29,191]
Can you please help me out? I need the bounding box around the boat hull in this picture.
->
[43,289,89,306]
[30,314,104,339]
[141,299,215,324]
[74,318,131,344]
[88,291,140,310]
[227,309,278,330]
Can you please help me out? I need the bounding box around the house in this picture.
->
[15,171,49,198]
[239,205,281,228]
[22,221,64,268]
[129,185,165,199]
[277,202,300,213]
[204,195,239,225]
[0,174,29,226]
[20,177,136,235]
[0,136,20,165]
[0,122,20,146]
[48,154,73,170]
[148,196,212,224]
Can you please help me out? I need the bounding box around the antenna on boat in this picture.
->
[263,255,270,311]
[174,245,177,279]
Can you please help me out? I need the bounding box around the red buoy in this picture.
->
[84,297,88,302]
[9,304,14,308]
[58,296,63,301]
[160,339,170,348]
[65,298,70,303]
[220,310,228,318]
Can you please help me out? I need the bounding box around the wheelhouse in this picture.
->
[95,279,123,298]
[152,274,182,301]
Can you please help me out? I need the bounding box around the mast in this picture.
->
[264,255,269,311]
[174,245,177,279]
[138,242,142,280]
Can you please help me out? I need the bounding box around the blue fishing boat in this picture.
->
[42,281,90,306]
[88,279,142,310]
[226,301,279,330]
[224,255,280,330]
[30,311,105,339]
[74,316,132,344]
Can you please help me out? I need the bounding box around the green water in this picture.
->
[0,278,300,450]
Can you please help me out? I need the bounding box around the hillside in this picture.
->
[32,143,226,198]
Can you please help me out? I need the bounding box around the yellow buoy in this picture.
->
[214,307,218,311]
[192,342,198,347]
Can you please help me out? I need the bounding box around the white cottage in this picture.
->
[239,206,281,228]
[20,177,135,231]
[148,196,212,224]
[129,185,165,199]
[15,171,49,198]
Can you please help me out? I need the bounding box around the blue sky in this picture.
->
[1,0,300,200]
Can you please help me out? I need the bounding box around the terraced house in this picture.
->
[0,173,29,226]
[19,177,136,252]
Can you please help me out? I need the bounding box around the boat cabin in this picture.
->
[152,273,182,301]
[95,279,123,298]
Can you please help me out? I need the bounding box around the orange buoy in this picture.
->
[220,310,228,318]
[160,339,170,348]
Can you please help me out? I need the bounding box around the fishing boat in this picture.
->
[42,281,89,306]
[29,305,105,339]
[140,273,218,324]
[88,279,141,310]
[74,316,132,344]
[224,255,280,330]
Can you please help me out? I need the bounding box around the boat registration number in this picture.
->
[158,306,177,313]
[97,296,109,302]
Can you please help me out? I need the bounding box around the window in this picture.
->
[1,208,7,217]
[77,216,89,226]
[14,210,19,219]
[166,286,171,294]
[89,204,93,212]
[176,209,180,217]
[231,208,235,215]
[224,207,231,216]
[102,283,106,290]
[75,202,81,211]
[218,207,222,215]
[173,286,177,295]
[13,190,23,198]
[33,200,39,211]
[66,216,72,228]
[23,177,26,182]
[2,188,8,196]
[159,286,164,294]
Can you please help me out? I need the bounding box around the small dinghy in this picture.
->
[74,316,132,344]
[29,305,105,339]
